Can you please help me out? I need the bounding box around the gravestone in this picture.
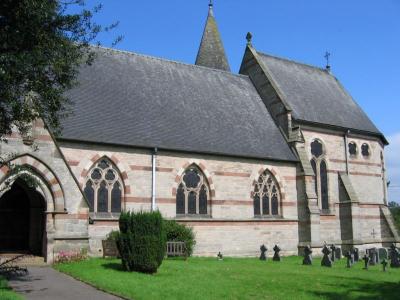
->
[273,245,281,262]
[330,244,336,262]
[345,251,352,268]
[367,248,378,265]
[321,245,333,267]
[352,248,359,262]
[303,246,313,265]
[102,240,120,258]
[335,247,342,260]
[378,248,388,261]
[363,254,370,270]
[381,259,388,272]
[260,244,267,261]
[389,244,400,268]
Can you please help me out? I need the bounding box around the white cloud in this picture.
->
[386,132,400,204]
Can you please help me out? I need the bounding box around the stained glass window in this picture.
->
[84,181,94,212]
[84,157,123,213]
[310,140,330,211]
[320,160,329,210]
[176,165,209,215]
[253,170,281,216]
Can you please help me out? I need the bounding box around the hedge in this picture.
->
[164,220,196,256]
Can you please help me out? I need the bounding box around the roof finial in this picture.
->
[209,0,213,8]
[246,32,253,46]
[324,51,331,71]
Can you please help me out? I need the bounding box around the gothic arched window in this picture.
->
[176,165,209,216]
[84,158,123,214]
[310,139,329,211]
[253,170,281,216]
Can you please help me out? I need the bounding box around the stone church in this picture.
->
[1,3,398,263]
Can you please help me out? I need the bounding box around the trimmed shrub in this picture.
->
[116,211,166,274]
[164,220,196,256]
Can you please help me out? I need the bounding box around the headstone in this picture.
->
[303,245,312,265]
[378,248,388,261]
[273,245,281,262]
[335,247,342,260]
[260,244,267,261]
[345,251,352,268]
[330,244,336,262]
[217,252,223,260]
[321,245,333,267]
[352,248,359,262]
[389,243,400,268]
[363,254,370,270]
[381,258,388,272]
[367,248,378,265]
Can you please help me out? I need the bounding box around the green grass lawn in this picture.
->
[0,276,22,300]
[55,256,400,300]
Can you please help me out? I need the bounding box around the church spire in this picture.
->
[195,1,231,71]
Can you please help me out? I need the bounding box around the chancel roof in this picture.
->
[60,47,297,161]
[257,52,384,139]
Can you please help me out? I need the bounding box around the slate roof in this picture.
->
[195,4,230,71]
[60,47,296,161]
[257,52,384,138]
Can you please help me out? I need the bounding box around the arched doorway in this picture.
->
[0,179,46,256]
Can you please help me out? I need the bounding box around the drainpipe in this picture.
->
[151,147,158,211]
[344,130,350,175]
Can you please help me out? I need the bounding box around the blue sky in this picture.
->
[73,0,400,202]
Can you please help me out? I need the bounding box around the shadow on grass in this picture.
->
[101,263,125,272]
[311,280,400,300]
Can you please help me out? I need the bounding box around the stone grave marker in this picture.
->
[335,247,342,260]
[390,243,400,268]
[273,245,281,262]
[363,254,370,270]
[260,244,267,261]
[367,248,378,265]
[330,244,336,262]
[321,245,333,267]
[378,248,388,261]
[345,251,352,268]
[381,258,388,272]
[303,245,312,265]
[352,248,359,262]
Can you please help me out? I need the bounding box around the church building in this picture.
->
[0,3,398,263]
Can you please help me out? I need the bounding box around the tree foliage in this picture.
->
[0,0,121,139]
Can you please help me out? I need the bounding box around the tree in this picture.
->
[0,0,121,139]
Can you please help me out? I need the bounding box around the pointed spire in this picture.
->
[195,1,231,71]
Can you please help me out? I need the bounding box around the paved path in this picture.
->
[8,267,122,300]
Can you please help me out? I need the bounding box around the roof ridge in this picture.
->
[93,45,247,79]
[257,51,330,74]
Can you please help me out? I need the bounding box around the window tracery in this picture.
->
[176,165,209,215]
[253,170,281,216]
[84,158,123,213]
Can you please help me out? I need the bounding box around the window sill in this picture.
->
[254,215,283,220]
[175,214,212,220]
[89,212,121,221]
[320,209,335,216]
